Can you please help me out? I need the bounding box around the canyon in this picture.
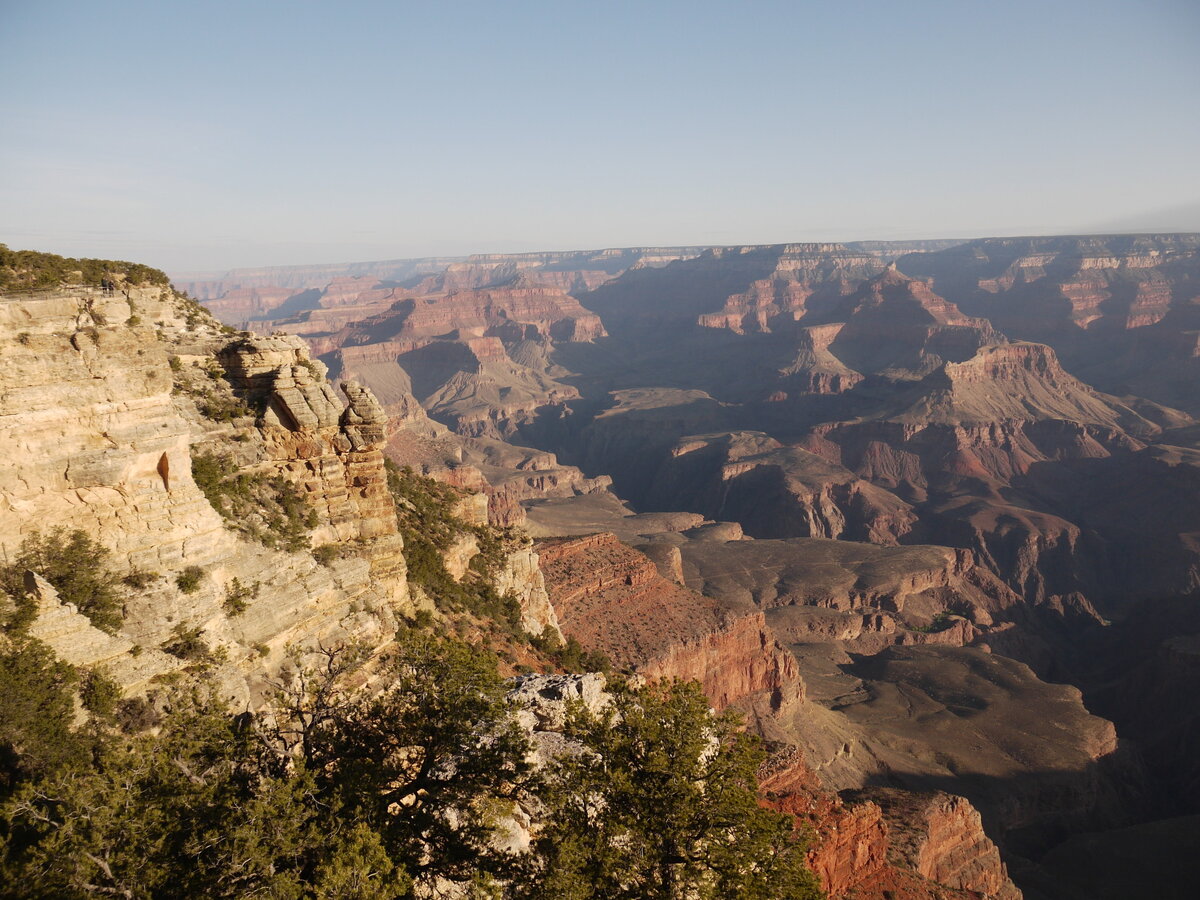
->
[2,232,1197,898]
[179,234,1200,897]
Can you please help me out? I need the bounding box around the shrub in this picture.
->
[222,578,259,615]
[522,681,822,899]
[191,451,316,552]
[384,460,525,633]
[114,695,161,733]
[0,243,169,291]
[123,569,159,589]
[175,566,204,594]
[529,628,612,674]
[312,545,340,567]
[162,624,209,661]
[0,528,124,633]
[0,635,86,792]
[80,668,122,718]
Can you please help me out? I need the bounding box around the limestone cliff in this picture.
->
[0,286,409,704]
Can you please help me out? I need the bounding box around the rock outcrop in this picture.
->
[898,234,1200,414]
[0,287,409,702]
[536,533,801,710]
[760,750,1021,899]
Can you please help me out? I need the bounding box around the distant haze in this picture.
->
[2,0,1198,272]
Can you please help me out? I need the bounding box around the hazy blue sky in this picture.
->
[2,0,1197,273]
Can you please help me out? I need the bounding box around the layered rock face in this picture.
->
[330,274,606,348]
[290,275,604,439]
[898,234,1200,414]
[0,287,409,702]
[579,242,885,336]
[216,335,401,548]
[536,532,800,710]
[673,535,1020,652]
[404,246,711,297]
[761,750,1021,899]
[648,430,918,543]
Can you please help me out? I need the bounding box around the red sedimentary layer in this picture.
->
[760,751,1021,899]
[536,532,799,709]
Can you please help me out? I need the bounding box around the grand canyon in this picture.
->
[2,232,1198,898]
[165,233,1196,897]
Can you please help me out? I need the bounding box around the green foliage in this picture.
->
[268,632,532,890]
[521,680,823,900]
[0,636,86,797]
[122,569,159,589]
[313,544,341,567]
[191,451,315,552]
[0,243,170,292]
[222,577,260,615]
[79,668,122,718]
[0,617,816,899]
[912,610,955,634]
[528,628,612,674]
[196,389,252,422]
[162,625,210,662]
[175,565,204,594]
[0,528,124,633]
[385,460,524,633]
[115,696,160,734]
[1,693,409,899]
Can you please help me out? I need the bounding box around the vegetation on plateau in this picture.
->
[0,244,169,292]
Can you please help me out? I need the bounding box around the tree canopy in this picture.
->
[0,625,822,898]
[520,679,822,900]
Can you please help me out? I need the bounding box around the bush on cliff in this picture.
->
[191,451,316,552]
[0,528,124,633]
[0,635,88,798]
[521,679,822,900]
[384,461,524,633]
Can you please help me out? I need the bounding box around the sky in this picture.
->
[1,0,1198,274]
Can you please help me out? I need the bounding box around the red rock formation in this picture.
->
[760,751,1022,899]
[825,266,999,377]
[898,234,1200,413]
[333,275,606,346]
[536,533,800,710]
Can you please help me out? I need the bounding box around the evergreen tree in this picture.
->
[293,631,534,888]
[522,680,823,900]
